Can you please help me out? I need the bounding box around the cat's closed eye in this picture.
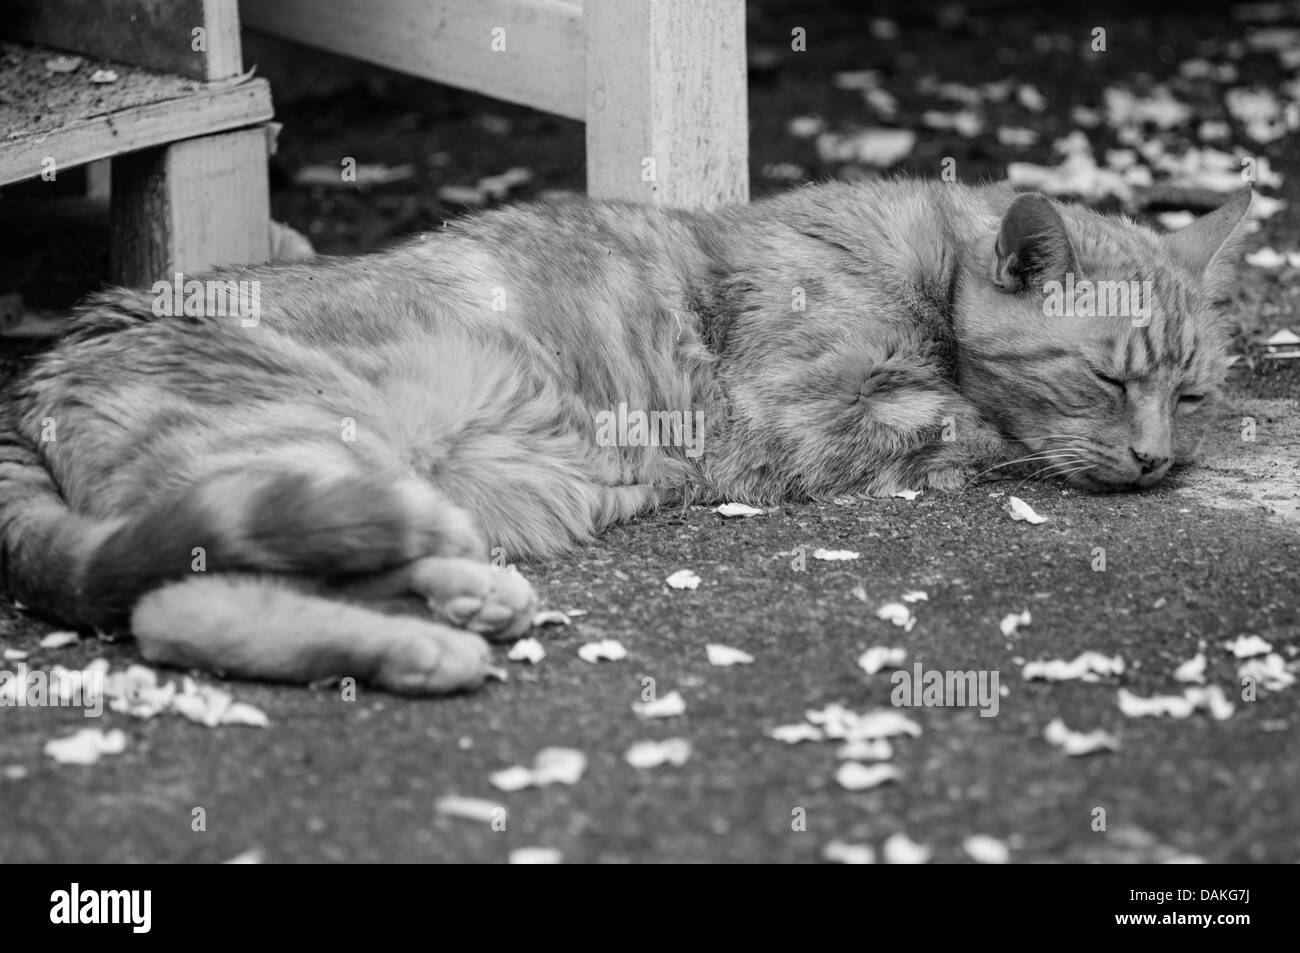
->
[1092,369,1126,392]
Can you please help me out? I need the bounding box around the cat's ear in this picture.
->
[1164,186,1252,295]
[991,192,1080,293]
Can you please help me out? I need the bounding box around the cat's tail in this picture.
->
[0,411,483,630]
[0,401,125,629]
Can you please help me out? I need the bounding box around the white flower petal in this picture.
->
[963,835,1011,864]
[706,644,754,666]
[713,502,764,518]
[509,847,562,864]
[632,691,686,719]
[883,832,933,864]
[1007,496,1047,524]
[507,638,546,664]
[835,762,901,790]
[578,639,627,663]
[666,569,701,590]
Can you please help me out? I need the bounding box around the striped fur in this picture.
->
[0,181,1249,690]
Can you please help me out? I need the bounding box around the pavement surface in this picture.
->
[1,0,1297,863]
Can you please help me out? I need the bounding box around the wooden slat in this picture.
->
[240,0,586,120]
[3,0,244,81]
[0,79,274,186]
[585,0,748,209]
[111,126,271,284]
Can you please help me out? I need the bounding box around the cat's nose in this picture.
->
[1130,447,1170,474]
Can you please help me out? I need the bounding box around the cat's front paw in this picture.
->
[409,557,539,642]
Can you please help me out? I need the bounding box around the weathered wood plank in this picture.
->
[111,126,271,285]
[585,0,748,210]
[3,0,244,81]
[240,0,586,121]
[0,78,274,186]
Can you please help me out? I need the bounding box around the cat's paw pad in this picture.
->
[373,620,491,695]
[408,557,538,642]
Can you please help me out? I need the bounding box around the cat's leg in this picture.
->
[131,574,491,694]
[324,556,538,642]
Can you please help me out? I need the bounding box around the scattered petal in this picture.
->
[901,590,928,603]
[489,765,536,792]
[436,184,487,206]
[625,738,692,768]
[223,848,266,864]
[3,649,28,661]
[578,639,627,663]
[892,489,922,500]
[997,126,1039,147]
[706,644,754,666]
[875,602,915,631]
[1044,718,1120,756]
[768,723,824,744]
[835,761,901,790]
[1226,635,1272,658]
[632,691,685,719]
[823,840,876,864]
[1246,248,1291,269]
[813,549,860,561]
[1017,83,1047,112]
[787,115,826,138]
[38,631,80,649]
[1007,496,1047,524]
[489,748,586,791]
[435,796,504,823]
[963,835,1011,864]
[45,55,83,74]
[999,609,1032,637]
[858,646,906,675]
[1173,653,1207,684]
[89,69,119,84]
[531,748,587,785]
[221,702,270,728]
[1118,686,1235,720]
[1157,211,1196,231]
[815,128,916,166]
[531,610,570,627]
[507,638,546,664]
[1023,652,1125,681]
[883,832,933,864]
[666,569,701,590]
[509,847,562,864]
[713,502,764,518]
[808,706,922,740]
[44,728,127,765]
[1238,653,1296,691]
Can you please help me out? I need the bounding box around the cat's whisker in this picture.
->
[1029,462,1095,488]
[964,451,1075,486]
[1015,457,1088,485]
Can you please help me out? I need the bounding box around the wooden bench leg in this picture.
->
[110,126,271,286]
[584,0,749,210]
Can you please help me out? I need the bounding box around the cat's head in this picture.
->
[957,187,1251,491]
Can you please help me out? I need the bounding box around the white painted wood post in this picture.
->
[110,127,271,285]
[584,0,749,210]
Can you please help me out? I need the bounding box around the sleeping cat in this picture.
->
[0,180,1250,694]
